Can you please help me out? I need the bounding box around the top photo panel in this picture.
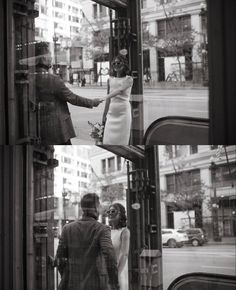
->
[1,0,235,145]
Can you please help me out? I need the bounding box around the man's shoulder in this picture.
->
[88,220,111,235]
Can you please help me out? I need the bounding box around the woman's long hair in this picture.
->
[109,54,131,77]
[109,203,127,228]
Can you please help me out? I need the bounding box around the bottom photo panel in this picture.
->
[1,145,236,290]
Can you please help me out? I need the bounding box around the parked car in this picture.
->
[183,228,208,246]
[162,228,189,248]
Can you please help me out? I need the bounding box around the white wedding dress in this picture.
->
[111,228,129,290]
[103,76,133,145]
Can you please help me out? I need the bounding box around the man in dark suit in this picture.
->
[56,193,119,290]
[35,42,103,144]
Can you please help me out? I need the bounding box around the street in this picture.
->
[162,244,236,290]
[66,85,208,144]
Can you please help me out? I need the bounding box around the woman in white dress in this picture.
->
[102,54,133,145]
[107,203,130,290]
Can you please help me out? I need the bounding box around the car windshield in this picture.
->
[177,230,186,233]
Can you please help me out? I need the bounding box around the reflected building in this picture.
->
[141,0,208,85]
[89,146,128,208]
[80,0,208,86]
[35,0,84,80]
[159,145,236,238]
[53,145,92,231]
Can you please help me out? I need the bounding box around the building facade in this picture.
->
[35,0,84,80]
[53,145,91,227]
[89,145,236,238]
[159,145,236,238]
[141,0,208,85]
[89,146,128,208]
[79,0,208,85]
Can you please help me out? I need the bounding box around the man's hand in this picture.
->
[92,98,104,107]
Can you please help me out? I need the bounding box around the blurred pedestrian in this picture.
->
[56,193,119,290]
[81,76,86,87]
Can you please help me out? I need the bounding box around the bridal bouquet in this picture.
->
[88,121,104,144]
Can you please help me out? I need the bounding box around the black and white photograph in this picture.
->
[0,0,236,290]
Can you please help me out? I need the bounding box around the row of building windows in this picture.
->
[165,162,236,193]
[54,12,81,23]
[68,15,81,23]
[35,27,48,38]
[62,177,88,189]
[213,163,236,188]
[142,15,191,40]
[53,0,81,14]
[141,0,174,9]
[164,145,225,159]
[70,26,80,33]
[166,169,201,193]
[165,145,198,159]
[93,4,108,19]
[101,156,122,174]
[157,15,191,38]
[61,167,89,178]
[60,156,88,169]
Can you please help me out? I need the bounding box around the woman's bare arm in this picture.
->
[105,76,133,101]
[117,228,130,274]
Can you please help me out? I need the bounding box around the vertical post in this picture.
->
[209,161,222,241]
[53,35,58,74]
[0,0,6,143]
[62,190,67,224]
[128,0,144,144]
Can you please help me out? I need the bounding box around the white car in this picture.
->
[162,228,189,248]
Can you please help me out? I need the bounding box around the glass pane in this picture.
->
[31,145,236,290]
[13,0,210,145]
[142,0,209,133]
[159,145,236,289]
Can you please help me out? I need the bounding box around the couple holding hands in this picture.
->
[56,193,130,290]
[35,42,133,145]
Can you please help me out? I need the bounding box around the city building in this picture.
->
[80,0,208,85]
[89,145,236,238]
[35,0,84,80]
[141,0,208,85]
[89,146,128,208]
[159,145,236,238]
[53,145,92,227]
[80,0,111,84]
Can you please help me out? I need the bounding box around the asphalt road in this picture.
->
[66,85,208,144]
[162,244,236,290]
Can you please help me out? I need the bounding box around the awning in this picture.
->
[92,0,127,9]
[99,145,145,162]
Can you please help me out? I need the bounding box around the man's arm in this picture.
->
[99,226,119,290]
[55,77,102,108]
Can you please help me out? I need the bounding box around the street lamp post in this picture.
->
[62,189,68,225]
[53,35,58,74]
[61,38,72,82]
[209,160,222,241]
[199,3,208,85]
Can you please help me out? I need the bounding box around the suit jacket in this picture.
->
[36,73,94,144]
[56,216,119,290]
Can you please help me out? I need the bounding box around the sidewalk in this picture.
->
[71,137,94,145]
[67,82,208,90]
[207,236,236,245]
